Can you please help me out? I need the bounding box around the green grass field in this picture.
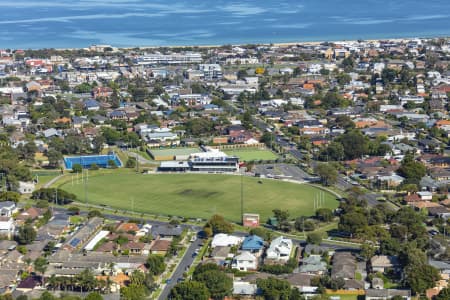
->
[224,148,278,161]
[59,172,338,223]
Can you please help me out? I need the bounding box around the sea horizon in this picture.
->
[1,0,450,49]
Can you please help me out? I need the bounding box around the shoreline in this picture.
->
[18,34,450,52]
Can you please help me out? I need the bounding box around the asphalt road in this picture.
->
[158,237,204,300]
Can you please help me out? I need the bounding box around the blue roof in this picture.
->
[84,99,100,108]
[242,235,264,251]
[70,238,81,247]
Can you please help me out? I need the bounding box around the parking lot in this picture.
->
[253,163,313,181]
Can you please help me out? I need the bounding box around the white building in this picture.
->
[232,251,258,271]
[18,181,35,194]
[266,236,292,262]
[0,201,17,217]
[399,95,424,106]
[211,233,243,248]
[0,217,15,238]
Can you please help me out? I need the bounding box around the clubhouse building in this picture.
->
[158,148,239,173]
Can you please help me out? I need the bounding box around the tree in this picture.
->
[87,210,102,218]
[249,227,270,240]
[336,130,369,159]
[205,214,233,235]
[289,288,304,300]
[92,135,106,153]
[107,159,117,169]
[129,270,145,287]
[17,225,36,244]
[76,269,97,292]
[85,293,103,300]
[193,263,220,277]
[34,257,48,284]
[315,208,333,222]
[404,262,440,295]
[338,211,368,236]
[257,277,291,300]
[435,287,450,300]
[334,115,355,130]
[121,284,147,300]
[68,206,80,215]
[46,149,62,168]
[398,157,426,186]
[360,242,376,260]
[193,268,233,300]
[39,292,56,300]
[306,232,324,245]
[72,163,82,173]
[295,218,315,232]
[401,244,440,295]
[329,277,345,290]
[169,281,210,300]
[321,142,345,161]
[125,157,137,168]
[314,163,338,186]
[0,191,20,202]
[90,163,99,170]
[146,254,166,276]
[272,209,289,229]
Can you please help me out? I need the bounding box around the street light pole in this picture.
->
[241,171,244,225]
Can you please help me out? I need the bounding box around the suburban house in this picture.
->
[151,225,183,239]
[232,251,258,271]
[210,246,232,261]
[370,255,401,273]
[365,289,411,300]
[331,252,356,280]
[0,217,15,238]
[18,181,35,194]
[0,201,17,217]
[83,99,100,111]
[241,235,264,254]
[232,281,258,297]
[298,255,327,275]
[149,239,171,255]
[63,217,103,251]
[266,236,293,262]
[121,241,145,255]
[211,234,243,248]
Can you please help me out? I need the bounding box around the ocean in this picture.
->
[1,0,449,49]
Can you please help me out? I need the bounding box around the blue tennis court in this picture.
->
[64,154,122,169]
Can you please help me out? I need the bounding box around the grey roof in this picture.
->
[428,259,450,270]
[43,128,58,138]
[304,244,330,254]
[282,273,313,287]
[0,201,15,209]
[233,282,258,295]
[211,246,231,259]
[298,262,327,273]
[151,225,183,238]
[365,289,411,297]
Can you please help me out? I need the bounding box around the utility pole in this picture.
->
[241,171,244,225]
[84,168,87,205]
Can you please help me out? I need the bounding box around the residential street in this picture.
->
[158,237,204,300]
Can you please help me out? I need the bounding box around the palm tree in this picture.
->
[47,275,57,291]
[105,276,113,293]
